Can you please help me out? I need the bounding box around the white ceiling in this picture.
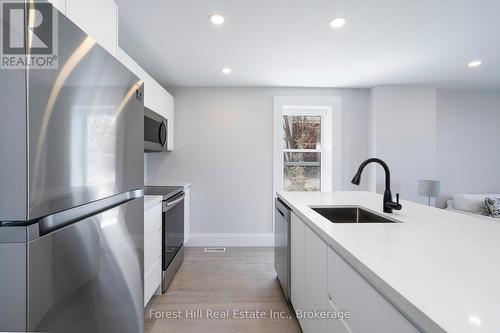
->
[117,0,500,88]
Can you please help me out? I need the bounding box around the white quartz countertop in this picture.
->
[277,191,500,333]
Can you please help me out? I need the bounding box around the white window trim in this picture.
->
[273,96,342,199]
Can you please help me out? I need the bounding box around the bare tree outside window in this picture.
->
[283,115,321,191]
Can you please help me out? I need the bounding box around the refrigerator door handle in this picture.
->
[38,189,143,237]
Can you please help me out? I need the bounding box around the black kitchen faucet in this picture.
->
[351,158,402,213]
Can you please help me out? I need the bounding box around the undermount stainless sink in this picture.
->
[311,207,400,223]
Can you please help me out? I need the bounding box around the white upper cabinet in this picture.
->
[117,47,141,78]
[66,0,118,57]
[167,93,174,150]
[56,0,175,151]
[139,69,174,151]
[47,0,66,14]
[117,47,175,151]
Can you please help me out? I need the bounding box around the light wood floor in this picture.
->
[144,247,302,333]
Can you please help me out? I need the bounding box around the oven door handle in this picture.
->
[165,194,185,211]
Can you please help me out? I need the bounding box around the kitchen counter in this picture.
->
[144,195,163,211]
[277,191,500,333]
[144,186,184,200]
[145,182,192,188]
[145,183,191,245]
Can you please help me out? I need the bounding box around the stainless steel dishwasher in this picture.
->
[274,198,291,302]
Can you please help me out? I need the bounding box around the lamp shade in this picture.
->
[418,180,440,198]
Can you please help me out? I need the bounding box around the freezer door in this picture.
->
[26,6,144,220]
[27,197,144,333]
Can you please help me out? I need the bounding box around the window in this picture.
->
[283,115,322,191]
[273,96,342,194]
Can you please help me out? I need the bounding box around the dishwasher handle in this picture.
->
[275,198,291,221]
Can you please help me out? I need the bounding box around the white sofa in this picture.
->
[445,193,500,221]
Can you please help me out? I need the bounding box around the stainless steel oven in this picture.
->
[144,186,185,292]
[144,107,168,152]
[162,191,185,291]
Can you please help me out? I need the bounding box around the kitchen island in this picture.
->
[277,191,500,333]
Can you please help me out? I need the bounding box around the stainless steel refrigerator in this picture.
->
[0,3,144,332]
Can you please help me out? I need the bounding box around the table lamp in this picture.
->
[418,180,440,206]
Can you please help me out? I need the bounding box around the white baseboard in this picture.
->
[187,233,274,247]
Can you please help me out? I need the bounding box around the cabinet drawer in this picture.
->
[144,204,162,241]
[144,232,162,273]
[327,298,350,333]
[290,213,305,319]
[327,247,419,333]
[144,259,162,306]
[303,225,327,333]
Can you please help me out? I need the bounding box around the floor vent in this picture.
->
[204,247,226,253]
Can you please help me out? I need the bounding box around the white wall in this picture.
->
[370,86,500,207]
[146,87,371,244]
[146,85,500,244]
[436,89,500,206]
[370,86,438,203]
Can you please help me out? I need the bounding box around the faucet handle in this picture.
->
[394,193,402,210]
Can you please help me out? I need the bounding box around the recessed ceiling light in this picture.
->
[468,60,482,68]
[221,67,232,74]
[209,14,225,25]
[469,315,482,326]
[329,17,346,29]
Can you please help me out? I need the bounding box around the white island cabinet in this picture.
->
[327,246,418,333]
[290,213,305,324]
[281,190,500,332]
[144,195,163,306]
[290,210,418,333]
[291,212,328,332]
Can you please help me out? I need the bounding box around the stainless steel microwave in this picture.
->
[144,108,168,152]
